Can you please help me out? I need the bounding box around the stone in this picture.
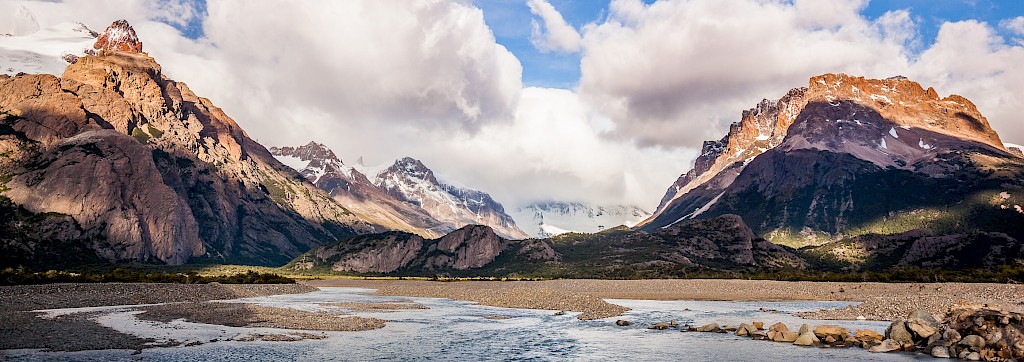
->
[723,325,738,332]
[906,310,941,339]
[750,331,768,340]
[648,323,669,330]
[825,336,837,344]
[798,324,811,335]
[736,323,758,336]
[856,315,866,320]
[958,335,986,350]
[615,320,631,326]
[869,339,902,353]
[753,321,764,330]
[814,325,849,341]
[885,319,914,344]
[930,346,950,358]
[942,328,961,344]
[855,329,884,342]
[793,332,820,346]
[774,331,800,343]
[965,351,980,361]
[768,322,789,333]
[695,323,719,332]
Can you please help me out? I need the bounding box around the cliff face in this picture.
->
[0,23,377,266]
[641,74,1024,249]
[298,225,554,274]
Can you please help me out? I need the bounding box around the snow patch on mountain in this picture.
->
[511,202,651,238]
[0,21,97,76]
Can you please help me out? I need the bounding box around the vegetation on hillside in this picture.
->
[0,268,295,286]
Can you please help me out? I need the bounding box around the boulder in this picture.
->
[648,323,669,330]
[965,351,980,361]
[723,325,738,332]
[695,323,719,332]
[958,335,985,350]
[869,339,902,353]
[941,328,961,344]
[930,346,951,358]
[814,325,849,341]
[793,332,820,346]
[824,335,837,344]
[768,322,789,333]
[798,324,811,335]
[736,323,758,336]
[753,321,764,330]
[750,330,769,340]
[906,310,941,339]
[615,320,631,326]
[773,331,800,343]
[855,329,884,342]
[885,319,914,344]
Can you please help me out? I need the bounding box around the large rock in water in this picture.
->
[905,310,941,339]
[885,319,915,344]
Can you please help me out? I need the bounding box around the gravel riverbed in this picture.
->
[309,279,1024,321]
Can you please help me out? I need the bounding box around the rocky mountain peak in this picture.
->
[803,73,1002,149]
[271,141,341,164]
[384,157,438,185]
[93,19,142,53]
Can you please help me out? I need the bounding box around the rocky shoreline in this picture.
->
[638,306,1023,360]
[309,279,1024,321]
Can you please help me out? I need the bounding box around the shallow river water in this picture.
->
[8,287,930,361]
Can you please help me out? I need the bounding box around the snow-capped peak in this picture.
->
[511,202,652,238]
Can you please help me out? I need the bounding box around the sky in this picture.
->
[2,0,1023,214]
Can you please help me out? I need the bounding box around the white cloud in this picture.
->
[526,0,582,53]
[579,0,913,147]
[909,20,1024,146]
[4,0,1024,214]
[1001,16,1024,36]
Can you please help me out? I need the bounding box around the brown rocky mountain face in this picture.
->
[270,142,446,238]
[92,19,141,54]
[293,225,555,274]
[641,74,1024,260]
[291,214,806,277]
[1,30,380,266]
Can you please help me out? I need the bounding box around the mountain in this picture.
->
[289,214,808,277]
[291,225,554,274]
[373,157,529,239]
[271,144,529,240]
[510,202,651,238]
[640,73,1024,249]
[0,20,380,268]
[269,142,445,238]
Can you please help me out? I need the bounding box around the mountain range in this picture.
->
[1,19,1021,276]
[269,142,528,240]
[509,202,651,238]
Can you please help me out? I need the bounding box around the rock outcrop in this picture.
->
[295,225,555,274]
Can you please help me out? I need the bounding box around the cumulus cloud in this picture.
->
[527,0,582,53]
[909,20,1024,145]
[4,0,1023,213]
[579,0,913,147]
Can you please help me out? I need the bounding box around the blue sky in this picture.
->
[162,0,1024,89]
[468,0,1024,88]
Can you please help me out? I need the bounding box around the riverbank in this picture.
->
[308,279,1024,321]
[0,283,320,351]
